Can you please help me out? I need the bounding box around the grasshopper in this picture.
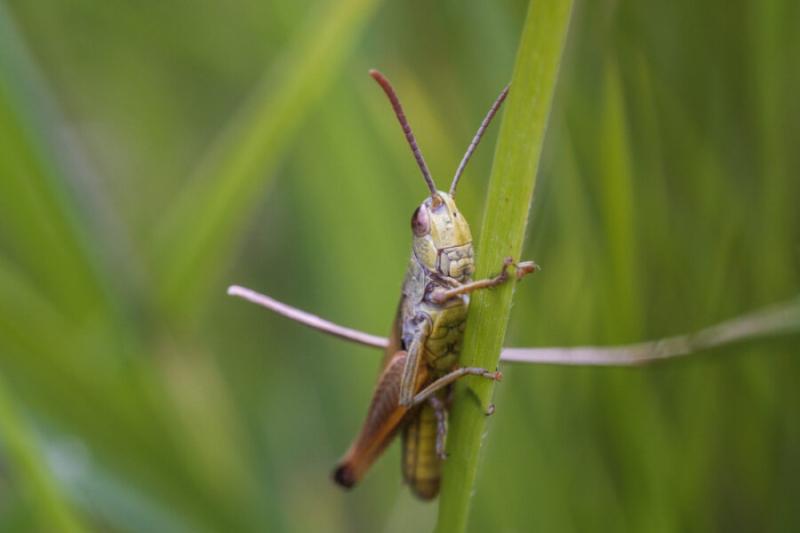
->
[321,70,537,499]
[228,70,800,500]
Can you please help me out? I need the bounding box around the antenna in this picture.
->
[449,85,510,197]
[369,69,438,197]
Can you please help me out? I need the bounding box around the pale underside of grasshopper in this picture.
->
[228,70,800,500]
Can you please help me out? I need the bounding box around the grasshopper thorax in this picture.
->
[411,192,474,282]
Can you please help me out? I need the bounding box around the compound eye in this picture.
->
[411,205,430,236]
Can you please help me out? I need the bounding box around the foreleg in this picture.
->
[431,257,539,304]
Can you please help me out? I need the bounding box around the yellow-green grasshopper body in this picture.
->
[330,71,534,499]
[333,192,477,499]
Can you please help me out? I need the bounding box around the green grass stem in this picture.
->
[435,1,574,531]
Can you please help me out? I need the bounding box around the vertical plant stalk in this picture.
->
[435,1,574,531]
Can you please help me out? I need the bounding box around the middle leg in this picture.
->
[411,366,502,407]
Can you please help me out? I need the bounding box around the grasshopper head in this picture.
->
[411,192,474,281]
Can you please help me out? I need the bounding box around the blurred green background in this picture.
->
[1,0,798,531]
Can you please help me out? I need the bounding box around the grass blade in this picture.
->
[501,296,800,365]
[435,1,574,531]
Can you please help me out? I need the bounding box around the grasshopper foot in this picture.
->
[514,260,540,280]
[494,257,539,285]
[482,369,503,381]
